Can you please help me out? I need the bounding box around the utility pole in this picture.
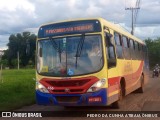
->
[125,7,140,35]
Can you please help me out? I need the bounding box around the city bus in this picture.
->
[36,18,149,108]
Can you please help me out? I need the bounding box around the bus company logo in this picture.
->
[65,88,70,93]
[47,86,54,90]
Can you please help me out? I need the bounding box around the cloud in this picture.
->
[0,0,160,50]
[0,35,9,50]
[0,0,36,35]
[0,0,34,12]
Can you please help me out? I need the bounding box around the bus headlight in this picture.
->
[36,81,49,93]
[87,78,106,92]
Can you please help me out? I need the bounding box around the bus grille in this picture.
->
[53,89,83,93]
[40,76,98,94]
[46,79,90,87]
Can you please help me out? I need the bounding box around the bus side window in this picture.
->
[122,36,130,59]
[135,41,139,60]
[130,39,135,59]
[114,32,123,59]
[132,40,136,59]
[142,45,145,60]
[105,32,116,68]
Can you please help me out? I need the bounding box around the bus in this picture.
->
[36,18,149,108]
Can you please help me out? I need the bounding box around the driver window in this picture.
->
[105,32,116,68]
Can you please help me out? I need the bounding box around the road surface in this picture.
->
[2,75,160,120]
[17,75,160,111]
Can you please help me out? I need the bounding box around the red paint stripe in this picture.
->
[108,77,120,86]
[108,84,119,94]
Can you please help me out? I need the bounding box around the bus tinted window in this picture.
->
[123,36,128,48]
[135,42,141,59]
[114,32,123,59]
[115,33,121,45]
[122,36,130,59]
[127,39,130,48]
[133,40,135,50]
[135,42,138,50]
[130,39,134,59]
[130,39,133,49]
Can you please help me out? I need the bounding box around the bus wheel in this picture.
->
[111,83,124,109]
[136,75,144,93]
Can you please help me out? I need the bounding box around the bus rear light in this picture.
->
[88,97,102,102]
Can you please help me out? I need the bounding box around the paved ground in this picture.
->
[1,75,160,120]
[17,75,160,111]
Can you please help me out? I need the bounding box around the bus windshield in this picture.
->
[37,35,103,77]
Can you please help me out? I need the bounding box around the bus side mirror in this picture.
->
[105,33,113,46]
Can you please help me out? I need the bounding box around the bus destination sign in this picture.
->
[38,20,101,38]
[45,24,93,35]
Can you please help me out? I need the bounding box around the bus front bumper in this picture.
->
[36,88,107,106]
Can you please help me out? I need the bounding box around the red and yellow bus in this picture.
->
[36,18,149,108]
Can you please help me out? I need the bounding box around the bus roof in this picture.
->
[39,17,145,45]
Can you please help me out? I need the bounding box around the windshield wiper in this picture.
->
[49,37,62,63]
[75,34,85,68]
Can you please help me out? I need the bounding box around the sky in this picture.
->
[0,0,160,50]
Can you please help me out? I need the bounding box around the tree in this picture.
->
[145,37,160,68]
[5,32,36,68]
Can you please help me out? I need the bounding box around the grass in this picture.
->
[0,69,35,111]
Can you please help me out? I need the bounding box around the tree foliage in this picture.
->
[2,32,36,68]
[145,37,160,68]
[1,32,160,69]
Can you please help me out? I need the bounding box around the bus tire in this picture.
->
[136,75,144,93]
[111,81,124,109]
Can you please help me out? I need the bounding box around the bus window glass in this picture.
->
[130,39,135,59]
[37,35,103,77]
[122,36,130,59]
[114,32,123,59]
[127,39,130,48]
[123,36,128,48]
[105,33,116,68]
[130,39,133,48]
[115,33,121,45]
[135,42,139,59]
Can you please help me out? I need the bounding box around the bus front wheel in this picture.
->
[111,82,124,109]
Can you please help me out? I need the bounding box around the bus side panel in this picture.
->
[107,60,144,105]
[107,77,120,105]
[125,60,144,95]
